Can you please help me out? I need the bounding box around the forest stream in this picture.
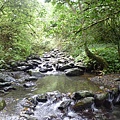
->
[0,49,120,120]
[0,0,120,119]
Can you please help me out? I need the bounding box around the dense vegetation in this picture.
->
[0,0,120,73]
[0,0,47,63]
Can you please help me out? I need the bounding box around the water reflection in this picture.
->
[0,74,120,120]
[34,74,100,94]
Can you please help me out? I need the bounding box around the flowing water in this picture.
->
[0,74,120,120]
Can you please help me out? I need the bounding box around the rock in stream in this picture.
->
[0,49,120,120]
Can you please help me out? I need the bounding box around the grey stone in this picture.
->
[23,82,36,88]
[113,77,120,81]
[65,68,84,76]
[56,63,74,71]
[39,68,48,73]
[4,86,16,91]
[72,97,94,111]
[74,63,86,70]
[94,92,108,107]
[15,66,32,71]
[0,73,16,82]
[58,100,71,111]
[28,70,45,78]
[25,76,38,81]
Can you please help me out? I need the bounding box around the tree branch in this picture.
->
[75,10,120,35]
[27,24,39,38]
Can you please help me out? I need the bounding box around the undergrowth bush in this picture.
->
[74,44,120,74]
[96,46,120,73]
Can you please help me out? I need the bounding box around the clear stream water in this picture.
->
[0,74,120,120]
[34,74,100,94]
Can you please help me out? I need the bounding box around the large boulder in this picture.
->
[94,92,108,107]
[0,98,6,111]
[65,68,84,76]
[72,97,94,112]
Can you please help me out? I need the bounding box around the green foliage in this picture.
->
[31,38,54,55]
[43,0,120,73]
[0,0,119,74]
[0,0,48,67]
[75,44,120,73]
[96,46,120,73]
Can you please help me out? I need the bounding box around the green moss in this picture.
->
[0,98,6,111]
[73,97,94,111]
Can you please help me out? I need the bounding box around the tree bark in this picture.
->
[84,42,108,70]
[75,10,120,35]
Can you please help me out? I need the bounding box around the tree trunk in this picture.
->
[84,42,108,70]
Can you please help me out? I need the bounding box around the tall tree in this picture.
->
[45,0,120,71]
[0,0,45,61]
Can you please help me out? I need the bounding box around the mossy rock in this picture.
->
[95,92,107,101]
[73,90,94,100]
[94,92,108,107]
[0,98,6,111]
[72,97,94,111]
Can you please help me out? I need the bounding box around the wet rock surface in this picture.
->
[72,90,94,100]
[8,49,85,76]
[65,68,84,76]
[23,82,36,88]
[0,49,85,94]
[0,49,119,120]
[18,89,120,120]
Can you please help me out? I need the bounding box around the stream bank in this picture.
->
[0,49,120,120]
